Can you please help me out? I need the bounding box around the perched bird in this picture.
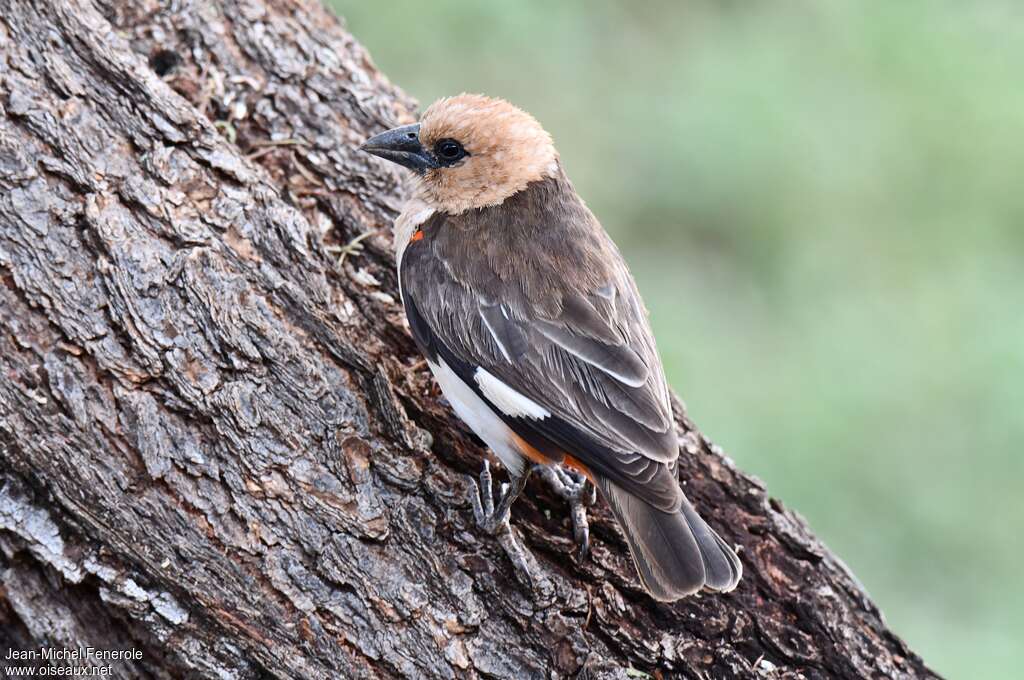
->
[361,94,742,600]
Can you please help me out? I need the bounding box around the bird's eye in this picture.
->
[434,138,467,164]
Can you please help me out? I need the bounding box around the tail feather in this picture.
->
[679,498,743,592]
[599,478,742,601]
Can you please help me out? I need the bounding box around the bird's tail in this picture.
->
[597,477,742,601]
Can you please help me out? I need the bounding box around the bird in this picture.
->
[360,94,742,601]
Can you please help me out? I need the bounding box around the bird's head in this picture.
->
[361,94,558,214]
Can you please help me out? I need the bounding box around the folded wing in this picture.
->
[400,201,682,512]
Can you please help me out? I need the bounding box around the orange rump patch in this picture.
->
[509,431,595,483]
[563,455,596,484]
[509,431,558,466]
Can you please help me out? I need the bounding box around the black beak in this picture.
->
[360,123,437,174]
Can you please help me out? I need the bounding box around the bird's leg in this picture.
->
[536,464,598,560]
[467,460,553,599]
[468,459,529,534]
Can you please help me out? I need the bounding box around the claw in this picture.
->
[469,459,495,525]
[537,464,596,561]
[467,459,529,535]
[466,461,552,600]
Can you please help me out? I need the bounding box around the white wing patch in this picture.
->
[427,359,526,476]
[474,368,550,420]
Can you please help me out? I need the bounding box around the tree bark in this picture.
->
[0,1,938,679]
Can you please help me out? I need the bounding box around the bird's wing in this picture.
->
[400,200,682,512]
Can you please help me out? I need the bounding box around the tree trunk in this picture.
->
[0,2,938,678]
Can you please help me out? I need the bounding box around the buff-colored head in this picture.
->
[361,94,558,214]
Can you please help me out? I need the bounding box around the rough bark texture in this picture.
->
[0,2,939,679]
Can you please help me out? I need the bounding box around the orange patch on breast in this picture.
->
[410,229,425,242]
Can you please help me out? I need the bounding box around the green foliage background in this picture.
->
[331,2,1023,676]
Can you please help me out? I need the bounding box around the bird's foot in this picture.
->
[536,464,597,561]
[467,461,553,600]
[468,459,528,534]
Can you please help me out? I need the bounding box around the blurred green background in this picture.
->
[331,1,1023,677]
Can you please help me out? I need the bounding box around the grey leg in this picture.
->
[468,459,529,534]
[467,460,553,598]
[536,464,597,560]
